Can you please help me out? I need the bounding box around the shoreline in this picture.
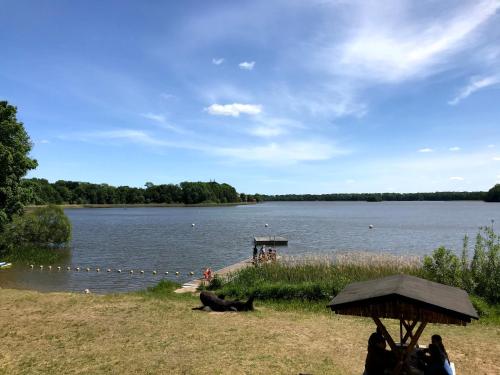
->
[26,202,257,209]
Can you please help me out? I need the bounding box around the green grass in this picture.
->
[211,253,424,300]
[206,253,500,324]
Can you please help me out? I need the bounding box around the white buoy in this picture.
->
[265,223,269,227]
[86,267,90,272]
[140,270,144,274]
[165,271,169,275]
[130,270,134,274]
[39,265,44,269]
[191,223,195,227]
[175,271,179,276]
[76,267,80,271]
[48,265,52,270]
[96,268,100,272]
[57,266,61,271]
[189,271,194,276]
[118,269,122,273]
[153,270,157,275]
[84,288,90,294]
[67,266,71,271]
[369,224,374,229]
[107,268,111,272]
[30,264,34,269]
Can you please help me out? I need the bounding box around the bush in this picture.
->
[424,227,500,304]
[4,205,71,247]
[423,246,461,287]
[0,205,71,263]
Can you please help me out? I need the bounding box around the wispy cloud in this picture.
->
[449,176,464,181]
[141,112,166,123]
[418,148,433,153]
[205,103,262,117]
[448,75,500,105]
[239,61,255,70]
[213,140,347,164]
[488,144,496,148]
[212,57,224,65]
[449,146,461,151]
[317,0,500,83]
[493,156,500,161]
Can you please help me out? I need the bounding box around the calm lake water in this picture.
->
[0,201,498,293]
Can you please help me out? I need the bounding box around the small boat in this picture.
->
[0,261,12,269]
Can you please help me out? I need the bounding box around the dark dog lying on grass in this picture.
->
[192,291,254,312]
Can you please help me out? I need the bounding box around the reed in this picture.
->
[212,252,424,301]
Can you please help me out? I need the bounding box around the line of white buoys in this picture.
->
[29,265,202,278]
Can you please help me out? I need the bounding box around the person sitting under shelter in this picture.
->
[364,327,396,375]
[419,334,453,375]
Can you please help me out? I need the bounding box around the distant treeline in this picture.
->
[21,179,255,205]
[258,191,487,202]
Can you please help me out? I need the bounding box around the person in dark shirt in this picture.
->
[364,327,395,375]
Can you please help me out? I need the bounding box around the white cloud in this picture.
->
[448,75,500,105]
[418,148,433,153]
[79,130,171,147]
[346,179,356,184]
[205,103,262,117]
[249,126,286,138]
[213,141,347,164]
[212,58,224,65]
[488,144,496,148]
[160,93,175,100]
[141,113,166,123]
[38,139,50,144]
[239,61,255,70]
[449,176,464,181]
[320,0,500,83]
[449,146,461,151]
[493,157,500,161]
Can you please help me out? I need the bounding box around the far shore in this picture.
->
[26,202,257,209]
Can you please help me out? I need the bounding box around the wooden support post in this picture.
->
[372,317,397,352]
[392,320,427,375]
[401,320,418,344]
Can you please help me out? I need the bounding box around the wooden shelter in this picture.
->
[253,236,288,246]
[328,274,478,374]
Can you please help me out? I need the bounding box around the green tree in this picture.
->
[0,101,38,231]
[484,184,500,202]
[423,246,461,287]
[4,205,71,248]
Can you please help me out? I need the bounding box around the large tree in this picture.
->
[0,101,38,231]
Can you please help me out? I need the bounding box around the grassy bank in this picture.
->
[206,253,500,324]
[0,284,499,374]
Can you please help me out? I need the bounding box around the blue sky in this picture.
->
[1,0,500,194]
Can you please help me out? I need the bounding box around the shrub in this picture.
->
[4,205,71,247]
[423,246,461,287]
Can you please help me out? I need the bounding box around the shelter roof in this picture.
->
[328,274,478,325]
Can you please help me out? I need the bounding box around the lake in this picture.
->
[0,201,498,293]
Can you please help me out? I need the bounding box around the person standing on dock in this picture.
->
[253,245,258,263]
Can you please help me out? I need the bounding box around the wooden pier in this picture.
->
[175,258,253,293]
[254,236,288,246]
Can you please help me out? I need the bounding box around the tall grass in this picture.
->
[212,252,424,301]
